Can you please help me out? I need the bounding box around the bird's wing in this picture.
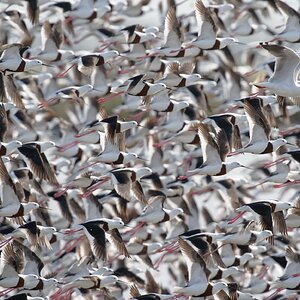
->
[3,75,25,109]
[132,180,147,204]
[48,192,73,224]
[108,228,130,258]
[272,211,287,236]
[145,269,160,293]
[0,43,23,60]
[198,123,222,165]
[178,238,208,286]
[243,98,271,144]
[210,243,226,268]
[40,152,58,185]
[195,0,217,40]
[18,145,48,181]
[83,224,107,261]
[164,6,182,49]
[0,158,20,206]
[261,44,300,83]
[0,104,8,142]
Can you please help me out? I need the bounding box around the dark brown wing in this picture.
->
[4,75,25,109]
[210,243,226,268]
[18,145,48,181]
[48,192,73,224]
[109,228,129,258]
[145,270,161,293]
[69,198,86,221]
[132,180,147,204]
[0,103,8,141]
[243,98,271,140]
[272,211,287,235]
[259,210,274,244]
[129,284,141,298]
[25,0,39,24]
[233,125,242,150]
[40,152,58,185]
[215,129,230,161]
[85,224,107,261]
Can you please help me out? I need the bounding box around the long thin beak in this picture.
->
[287,142,297,147]
[124,224,134,228]
[137,156,148,162]
[241,165,253,170]
[117,280,131,285]
[42,63,55,68]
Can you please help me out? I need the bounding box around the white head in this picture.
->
[100,275,118,287]
[257,230,273,243]
[40,141,56,151]
[224,266,240,277]
[212,282,228,293]
[236,205,252,214]
[175,101,189,111]
[150,83,166,94]
[240,253,254,264]
[26,202,40,211]
[79,84,94,95]
[6,140,22,151]
[45,226,57,234]
[227,162,244,171]
[136,167,152,178]
[44,278,59,286]
[271,138,288,151]
[108,218,125,229]
[220,37,238,49]
[186,74,202,85]
[25,59,44,70]
[102,50,119,61]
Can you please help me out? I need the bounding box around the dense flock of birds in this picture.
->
[1,0,300,299]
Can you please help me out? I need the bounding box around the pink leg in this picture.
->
[257,266,269,279]
[0,237,13,248]
[264,157,288,168]
[97,91,124,103]
[0,288,16,297]
[153,140,169,148]
[58,141,79,152]
[227,151,243,157]
[78,161,98,171]
[80,177,110,198]
[54,188,69,198]
[55,235,84,257]
[128,111,147,122]
[264,288,284,300]
[56,64,76,78]
[123,222,145,236]
[118,67,136,75]
[273,180,300,188]
[98,41,115,52]
[38,97,59,108]
[74,130,96,138]
[153,244,180,269]
[227,211,246,224]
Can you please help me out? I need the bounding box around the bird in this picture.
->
[17,142,58,185]
[228,200,292,242]
[229,98,290,155]
[0,44,50,74]
[62,218,129,260]
[180,123,246,178]
[0,1,300,299]
[0,157,39,221]
[253,43,300,106]
[172,238,228,297]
